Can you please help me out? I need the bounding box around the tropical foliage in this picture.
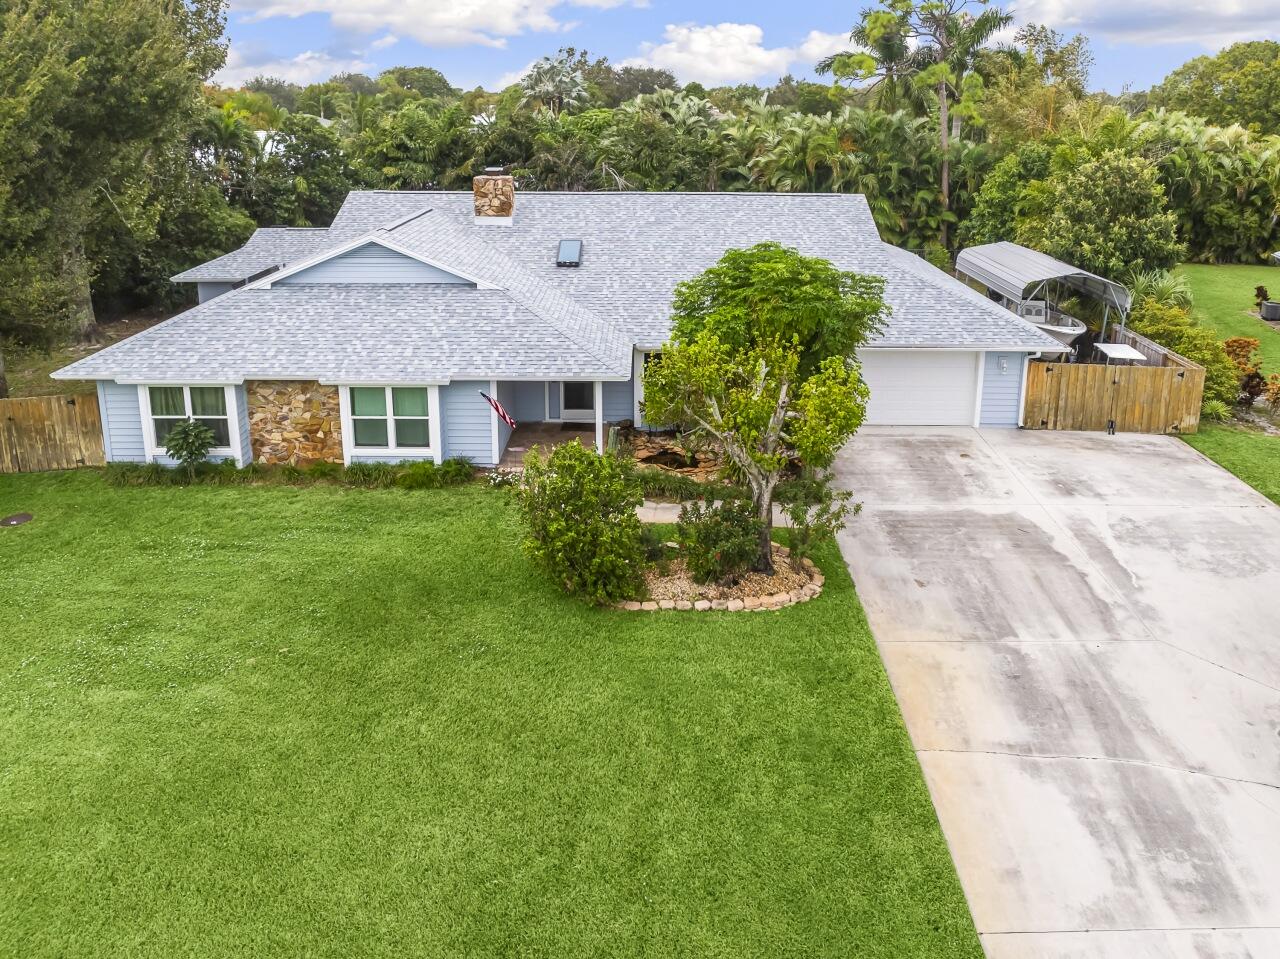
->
[4,8,1280,361]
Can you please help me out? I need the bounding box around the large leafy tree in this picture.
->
[1017,150,1185,277]
[246,114,356,226]
[1151,41,1280,134]
[0,0,226,342]
[643,243,887,571]
[357,102,477,189]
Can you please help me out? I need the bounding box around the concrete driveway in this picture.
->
[834,427,1280,958]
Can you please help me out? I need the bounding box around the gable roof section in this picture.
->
[171,227,331,282]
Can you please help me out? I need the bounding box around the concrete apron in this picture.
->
[834,426,1280,959]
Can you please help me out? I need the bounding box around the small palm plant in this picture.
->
[1126,269,1193,310]
[163,419,216,483]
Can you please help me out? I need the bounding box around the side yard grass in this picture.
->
[1184,424,1280,506]
[0,471,979,959]
[1179,263,1280,374]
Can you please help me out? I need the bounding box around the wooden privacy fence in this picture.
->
[1023,329,1205,434]
[0,393,105,473]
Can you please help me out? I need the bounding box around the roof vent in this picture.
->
[556,239,583,267]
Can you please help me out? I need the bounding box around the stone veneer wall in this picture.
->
[473,174,514,217]
[246,380,343,465]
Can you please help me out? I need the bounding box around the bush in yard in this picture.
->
[1265,374,1280,417]
[1224,337,1265,405]
[163,418,216,482]
[1128,299,1239,409]
[777,471,858,572]
[517,439,645,604]
[676,499,762,586]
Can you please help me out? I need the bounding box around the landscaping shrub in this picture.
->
[305,460,344,483]
[395,460,441,489]
[634,466,709,502]
[163,419,215,482]
[1224,337,1265,405]
[676,499,762,586]
[437,457,475,485]
[343,461,398,488]
[1128,299,1239,408]
[517,439,645,604]
[1200,399,1232,423]
[777,471,858,571]
[103,462,145,487]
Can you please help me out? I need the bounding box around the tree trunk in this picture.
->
[754,490,775,574]
[0,346,8,399]
[938,80,950,250]
[65,239,98,341]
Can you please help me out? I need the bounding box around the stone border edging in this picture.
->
[616,556,824,612]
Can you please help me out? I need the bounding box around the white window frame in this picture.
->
[339,385,442,465]
[138,384,244,466]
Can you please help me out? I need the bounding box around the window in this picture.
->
[148,386,231,447]
[349,387,431,449]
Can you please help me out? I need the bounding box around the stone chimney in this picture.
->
[473,168,514,224]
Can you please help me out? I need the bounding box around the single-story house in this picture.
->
[53,176,1060,467]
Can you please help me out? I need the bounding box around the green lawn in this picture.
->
[1180,263,1280,374]
[1184,424,1280,506]
[0,472,978,959]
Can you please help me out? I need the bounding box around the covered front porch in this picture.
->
[498,421,597,468]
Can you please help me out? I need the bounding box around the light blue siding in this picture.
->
[602,379,634,422]
[197,282,235,303]
[441,380,494,465]
[980,352,1024,427]
[279,242,471,285]
[496,381,516,453]
[97,381,146,462]
[510,381,546,422]
[547,382,561,419]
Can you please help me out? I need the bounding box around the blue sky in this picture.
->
[218,0,1278,94]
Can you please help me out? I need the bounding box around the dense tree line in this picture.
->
[2,0,1278,355]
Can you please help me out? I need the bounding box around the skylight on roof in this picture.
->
[556,239,583,267]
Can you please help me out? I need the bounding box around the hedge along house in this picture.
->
[53,176,1061,467]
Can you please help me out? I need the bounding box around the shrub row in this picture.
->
[103,457,475,490]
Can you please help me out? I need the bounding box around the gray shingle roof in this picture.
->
[54,286,626,383]
[61,190,1060,384]
[170,227,331,281]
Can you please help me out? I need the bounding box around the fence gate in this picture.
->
[0,393,105,473]
[1023,360,1204,434]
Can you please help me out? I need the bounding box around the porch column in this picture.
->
[594,380,604,454]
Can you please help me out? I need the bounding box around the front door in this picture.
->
[561,381,595,421]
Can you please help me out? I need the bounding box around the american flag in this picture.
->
[479,390,517,429]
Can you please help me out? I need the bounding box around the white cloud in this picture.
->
[1009,0,1280,49]
[216,46,373,86]
[795,30,850,65]
[370,33,399,50]
[494,60,537,90]
[622,23,855,86]
[228,0,638,48]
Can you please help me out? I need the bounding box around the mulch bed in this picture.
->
[621,543,824,612]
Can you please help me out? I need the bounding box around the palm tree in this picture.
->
[519,55,588,118]
[815,22,932,115]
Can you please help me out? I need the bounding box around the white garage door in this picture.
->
[858,350,979,426]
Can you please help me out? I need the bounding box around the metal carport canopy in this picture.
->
[955,241,1132,312]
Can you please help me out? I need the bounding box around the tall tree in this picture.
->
[0,0,226,341]
[832,0,1010,246]
[643,244,887,572]
[1152,41,1280,134]
[519,52,589,117]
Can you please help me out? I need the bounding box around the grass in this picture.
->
[1179,263,1280,374]
[0,472,979,959]
[1184,424,1280,506]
